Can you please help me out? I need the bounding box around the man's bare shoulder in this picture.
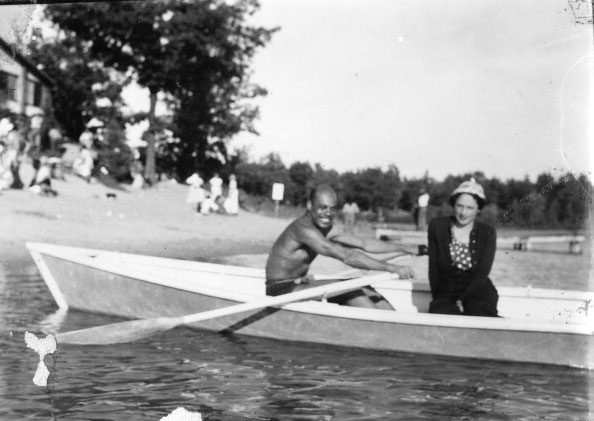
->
[283,213,333,243]
[285,214,316,237]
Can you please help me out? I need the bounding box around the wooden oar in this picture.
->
[55,272,396,345]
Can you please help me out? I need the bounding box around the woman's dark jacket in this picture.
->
[427,216,497,301]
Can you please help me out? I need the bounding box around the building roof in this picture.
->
[0,36,55,88]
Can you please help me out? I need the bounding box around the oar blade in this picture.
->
[56,317,183,345]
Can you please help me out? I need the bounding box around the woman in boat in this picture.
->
[427,178,499,317]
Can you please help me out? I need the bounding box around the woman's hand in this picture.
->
[456,300,464,313]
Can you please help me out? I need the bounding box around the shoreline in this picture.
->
[2,167,591,291]
[0,169,291,272]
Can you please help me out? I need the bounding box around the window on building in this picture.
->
[27,79,43,107]
[0,71,17,101]
[33,81,42,107]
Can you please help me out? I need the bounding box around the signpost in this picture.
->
[272,183,284,218]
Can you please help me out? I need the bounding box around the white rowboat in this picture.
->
[27,242,593,368]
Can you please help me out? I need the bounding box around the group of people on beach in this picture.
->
[0,115,62,196]
[265,179,499,317]
[186,172,239,216]
[0,113,155,197]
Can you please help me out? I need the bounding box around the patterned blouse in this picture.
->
[449,237,473,270]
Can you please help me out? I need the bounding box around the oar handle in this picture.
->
[181,272,397,325]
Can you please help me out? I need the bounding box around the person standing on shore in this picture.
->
[416,188,430,231]
[185,172,205,213]
[73,144,95,183]
[265,184,419,309]
[341,197,360,234]
[224,174,239,215]
[5,118,26,189]
[24,117,42,188]
[209,173,223,201]
[130,155,145,189]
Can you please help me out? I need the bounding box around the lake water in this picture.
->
[1,261,592,420]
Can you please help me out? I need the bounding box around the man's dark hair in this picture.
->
[309,184,337,204]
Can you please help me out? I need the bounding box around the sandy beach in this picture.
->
[1,164,591,290]
[0,165,293,270]
[0,164,385,276]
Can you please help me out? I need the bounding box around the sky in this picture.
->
[0,0,592,181]
[233,0,592,181]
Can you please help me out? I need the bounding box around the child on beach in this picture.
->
[200,191,219,215]
[29,156,58,196]
[186,172,206,213]
[73,145,95,182]
[209,173,223,200]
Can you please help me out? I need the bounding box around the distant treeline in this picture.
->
[233,153,592,230]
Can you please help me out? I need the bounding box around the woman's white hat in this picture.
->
[450,177,485,200]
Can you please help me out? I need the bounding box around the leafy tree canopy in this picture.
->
[235,152,592,230]
[28,32,123,141]
[38,0,277,182]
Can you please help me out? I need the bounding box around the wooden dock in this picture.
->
[497,235,586,254]
[375,228,586,254]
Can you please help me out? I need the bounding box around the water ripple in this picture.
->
[1,264,592,420]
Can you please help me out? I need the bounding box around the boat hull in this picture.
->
[28,243,594,368]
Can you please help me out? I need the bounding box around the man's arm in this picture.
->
[331,233,420,255]
[298,228,414,279]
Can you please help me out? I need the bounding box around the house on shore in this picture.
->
[0,36,54,119]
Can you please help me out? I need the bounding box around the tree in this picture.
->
[288,162,313,206]
[341,167,400,211]
[97,118,134,181]
[235,152,289,198]
[42,0,276,184]
[545,174,591,229]
[309,163,342,202]
[28,32,123,141]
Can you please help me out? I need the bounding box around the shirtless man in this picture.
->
[265,185,418,308]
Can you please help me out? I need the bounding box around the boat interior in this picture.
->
[27,242,593,326]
